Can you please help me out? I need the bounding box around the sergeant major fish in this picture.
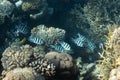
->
[28,36,44,45]
[50,45,64,53]
[71,33,87,47]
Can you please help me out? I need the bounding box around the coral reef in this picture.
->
[0,0,14,25]
[109,66,120,80]
[1,44,56,77]
[1,0,120,80]
[45,51,78,78]
[0,0,14,16]
[62,0,120,45]
[29,57,56,77]
[21,0,53,20]
[21,0,47,12]
[95,25,120,80]
[1,44,33,70]
[45,51,73,70]
[76,57,96,80]
[83,0,120,42]
[61,4,89,34]
[2,67,45,80]
[30,25,66,46]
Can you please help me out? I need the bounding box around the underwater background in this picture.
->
[0,0,120,80]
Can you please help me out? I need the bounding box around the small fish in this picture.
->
[50,45,64,53]
[87,40,96,52]
[28,36,44,45]
[71,38,84,47]
[19,37,26,44]
[15,22,28,36]
[71,33,87,47]
[59,41,71,51]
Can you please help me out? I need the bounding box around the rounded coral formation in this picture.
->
[45,51,73,70]
[30,25,66,46]
[2,67,45,80]
[44,51,77,78]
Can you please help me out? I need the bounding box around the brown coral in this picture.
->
[44,51,78,79]
[45,51,73,70]
[2,67,45,80]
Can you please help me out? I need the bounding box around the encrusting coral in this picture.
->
[30,25,66,46]
[95,25,120,80]
[2,67,45,80]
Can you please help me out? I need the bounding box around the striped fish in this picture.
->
[15,22,28,35]
[71,33,87,47]
[50,45,64,53]
[87,40,96,52]
[59,41,71,51]
[28,36,44,45]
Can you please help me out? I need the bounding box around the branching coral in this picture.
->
[83,0,120,42]
[1,44,33,70]
[75,57,96,80]
[29,57,56,77]
[30,25,66,46]
[95,25,120,80]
